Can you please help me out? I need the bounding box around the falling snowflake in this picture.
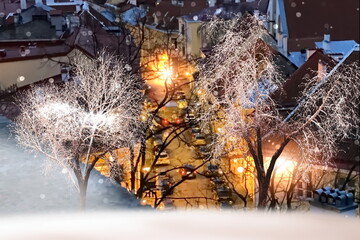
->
[296,12,302,18]
[17,76,25,82]
[125,64,132,71]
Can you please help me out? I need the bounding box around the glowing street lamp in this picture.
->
[217,127,224,133]
[237,166,244,173]
[162,68,173,79]
[275,158,295,175]
[140,113,148,122]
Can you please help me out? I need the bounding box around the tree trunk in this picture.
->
[257,180,269,208]
[129,145,135,191]
[73,166,90,211]
[257,138,291,209]
[136,140,147,198]
[286,183,295,210]
[341,163,357,190]
[78,179,88,211]
[268,175,277,210]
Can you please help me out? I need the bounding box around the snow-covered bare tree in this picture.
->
[195,15,360,209]
[14,52,143,210]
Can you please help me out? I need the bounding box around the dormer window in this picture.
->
[172,0,184,7]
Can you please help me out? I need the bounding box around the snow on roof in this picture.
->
[121,7,146,25]
[315,40,358,55]
[34,3,55,12]
[288,51,306,67]
[165,101,178,108]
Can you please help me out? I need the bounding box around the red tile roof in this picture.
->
[284,0,359,51]
[0,2,20,15]
[273,50,336,106]
[0,9,131,62]
[147,0,208,29]
[0,40,72,63]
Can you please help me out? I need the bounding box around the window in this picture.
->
[61,65,71,82]
[171,38,177,49]
[296,181,312,199]
[172,0,184,6]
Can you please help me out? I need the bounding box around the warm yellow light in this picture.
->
[276,158,295,175]
[144,53,174,85]
[140,114,148,121]
[177,99,188,109]
[166,78,173,86]
[197,89,203,95]
[162,68,173,79]
[142,167,150,172]
[237,166,244,173]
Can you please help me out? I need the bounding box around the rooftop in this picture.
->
[0,19,58,40]
[315,39,358,58]
[283,0,359,51]
[273,50,336,107]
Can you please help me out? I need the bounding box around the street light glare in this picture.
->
[162,68,172,79]
[237,166,244,173]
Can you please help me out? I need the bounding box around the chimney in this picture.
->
[254,9,260,19]
[306,49,315,60]
[208,0,216,7]
[20,0,27,9]
[318,60,327,81]
[323,34,330,53]
[300,49,306,61]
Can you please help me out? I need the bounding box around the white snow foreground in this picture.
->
[0,116,140,213]
[0,211,359,240]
